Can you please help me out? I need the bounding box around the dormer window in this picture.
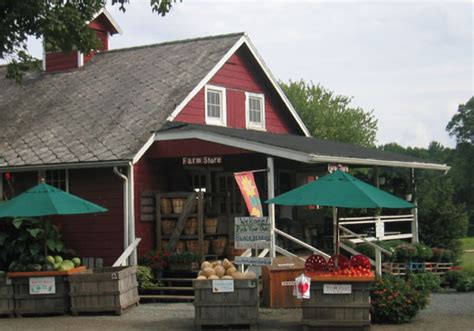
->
[205,85,226,126]
[246,92,265,130]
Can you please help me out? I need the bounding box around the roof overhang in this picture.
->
[153,128,451,172]
[0,160,130,173]
[90,8,123,35]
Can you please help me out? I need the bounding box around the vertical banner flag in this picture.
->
[234,172,263,217]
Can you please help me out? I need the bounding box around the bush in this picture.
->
[370,276,430,324]
[395,243,417,262]
[413,243,433,262]
[455,277,474,292]
[407,272,441,292]
[443,270,467,288]
[136,265,161,290]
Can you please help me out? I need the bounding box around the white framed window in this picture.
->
[205,85,227,126]
[38,169,69,192]
[245,92,265,130]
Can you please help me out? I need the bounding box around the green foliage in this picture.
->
[136,265,162,290]
[355,240,401,262]
[455,277,474,292]
[413,243,433,262]
[5,51,41,83]
[431,247,456,263]
[280,80,378,147]
[447,97,474,145]
[394,243,417,262]
[169,251,200,264]
[138,249,171,270]
[443,270,466,288]
[407,272,441,292]
[370,275,430,324]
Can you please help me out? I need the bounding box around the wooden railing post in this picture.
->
[375,247,382,276]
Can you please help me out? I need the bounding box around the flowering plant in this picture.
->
[139,249,171,270]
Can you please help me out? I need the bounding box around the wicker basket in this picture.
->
[204,217,218,234]
[161,219,176,236]
[212,237,227,256]
[186,240,200,253]
[203,240,210,255]
[184,217,198,235]
[172,198,185,213]
[160,198,173,214]
[176,241,186,253]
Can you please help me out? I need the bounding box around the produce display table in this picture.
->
[193,279,258,330]
[302,276,374,331]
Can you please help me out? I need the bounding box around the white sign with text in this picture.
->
[212,280,234,293]
[29,277,56,295]
[234,217,271,249]
[323,284,352,294]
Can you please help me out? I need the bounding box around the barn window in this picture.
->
[246,92,265,130]
[205,85,226,126]
[38,169,69,192]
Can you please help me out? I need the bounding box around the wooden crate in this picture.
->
[433,263,453,275]
[68,266,139,315]
[194,279,259,330]
[0,276,14,317]
[302,278,372,331]
[12,275,69,316]
[382,262,407,276]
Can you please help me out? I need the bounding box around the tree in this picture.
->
[280,80,378,147]
[447,97,474,144]
[0,0,178,82]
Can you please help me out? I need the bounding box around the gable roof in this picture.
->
[0,33,245,168]
[155,122,450,171]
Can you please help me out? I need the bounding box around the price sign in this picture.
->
[212,280,234,293]
[234,217,270,249]
[29,277,56,295]
[323,284,352,294]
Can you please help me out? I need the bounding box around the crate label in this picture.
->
[281,281,295,286]
[29,277,56,295]
[323,284,351,294]
[277,263,294,267]
[212,280,234,293]
[234,257,272,266]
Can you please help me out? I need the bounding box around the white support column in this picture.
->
[267,157,276,258]
[128,164,137,265]
[375,248,382,276]
[411,168,419,243]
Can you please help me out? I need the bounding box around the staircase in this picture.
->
[139,276,196,302]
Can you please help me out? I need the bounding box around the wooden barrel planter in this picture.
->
[186,240,200,254]
[176,241,186,254]
[12,275,69,316]
[194,279,259,330]
[160,198,173,214]
[0,276,14,317]
[161,219,176,236]
[69,266,139,316]
[172,198,185,214]
[302,277,373,331]
[204,217,218,234]
[184,217,198,235]
[212,237,227,256]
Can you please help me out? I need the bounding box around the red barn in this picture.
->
[0,9,448,269]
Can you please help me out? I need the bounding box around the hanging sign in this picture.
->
[323,284,352,294]
[234,217,271,249]
[212,279,234,293]
[328,164,349,173]
[29,277,56,295]
[234,171,263,217]
[234,256,272,266]
[182,156,222,166]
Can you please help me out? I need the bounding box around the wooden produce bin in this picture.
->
[302,277,374,331]
[68,266,139,315]
[262,256,305,308]
[194,279,259,330]
[0,275,14,317]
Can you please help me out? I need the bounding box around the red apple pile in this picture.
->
[305,253,374,278]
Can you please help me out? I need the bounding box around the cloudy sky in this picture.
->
[24,0,473,148]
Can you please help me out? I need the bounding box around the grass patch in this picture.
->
[460,237,474,250]
[461,237,474,276]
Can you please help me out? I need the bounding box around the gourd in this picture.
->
[225,267,237,276]
[203,267,216,277]
[214,265,225,277]
[196,275,207,280]
[208,275,219,280]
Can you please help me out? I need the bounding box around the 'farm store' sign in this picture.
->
[182,156,222,166]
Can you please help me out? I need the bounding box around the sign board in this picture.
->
[328,164,349,173]
[323,284,352,294]
[182,156,222,166]
[281,281,295,287]
[234,256,272,266]
[212,280,234,293]
[234,217,271,249]
[29,277,56,295]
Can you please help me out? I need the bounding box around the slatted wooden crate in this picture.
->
[433,263,453,275]
[423,262,436,272]
[69,266,139,315]
[302,279,372,331]
[382,262,407,276]
[407,262,425,272]
[0,276,14,317]
[194,279,259,330]
[12,276,69,316]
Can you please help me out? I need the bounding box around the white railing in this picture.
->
[339,214,414,243]
[274,228,331,258]
[113,238,142,267]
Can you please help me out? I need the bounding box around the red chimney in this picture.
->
[43,8,122,73]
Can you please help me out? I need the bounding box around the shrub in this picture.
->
[370,275,430,324]
[443,270,467,288]
[395,243,417,262]
[407,272,441,292]
[455,277,474,292]
[413,243,433,262]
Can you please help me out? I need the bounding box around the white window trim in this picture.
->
[245,92,266,130]
[38,169,69,192]
[205,85,227,127]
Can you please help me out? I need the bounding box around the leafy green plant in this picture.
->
[455,277,474,292]
[443,270,466,288]
[370,275,430,324]
[413,243,433,262]
[136,265,162,290]
[169,251,200,264]
[138,249,171,270]
[395,243,417,262]
[407,272,441,292]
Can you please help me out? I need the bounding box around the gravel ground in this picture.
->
[1,292,473,331]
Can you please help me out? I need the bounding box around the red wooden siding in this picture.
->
[45,52,79,72]
[175,46,301,134]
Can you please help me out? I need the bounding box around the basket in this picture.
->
[203,240,210,255]
[161,219,176,236]
[161,240,169,251]
[212,237,227,256]
[172,198,185,213]
[176,241,186,253]
[186,240,200,253]
[184,217,198,235]
[204,217,218,234]
[160,198,173,214]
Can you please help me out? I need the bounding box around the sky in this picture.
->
[22,0,473,148]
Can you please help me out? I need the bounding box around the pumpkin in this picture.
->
[196,275,207,280]
[231,271,244,279]
[223,258,233,269]
[221,275,233,280]
[226,267,237,276]
[244,271,257,279]
[201,261,212,270]
[212,260,222,268]
[214,265,225,277]
[203,267,216,277]
[208,275,219,280]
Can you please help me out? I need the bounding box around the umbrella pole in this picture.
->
[333,207,339,256]
[43,217,48,258]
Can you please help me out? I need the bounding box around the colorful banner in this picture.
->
[234,171,263,217]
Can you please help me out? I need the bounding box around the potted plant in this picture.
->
[139,249,171,279]
[168,252,200,271]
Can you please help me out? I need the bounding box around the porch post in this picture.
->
[333,207,339,255]
[411,168,419,243]
[267,156,276,258]
[128,164,137,265]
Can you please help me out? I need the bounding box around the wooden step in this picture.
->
[140,294,194,301]
[156,278,195,282]
[156,286,193,291]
